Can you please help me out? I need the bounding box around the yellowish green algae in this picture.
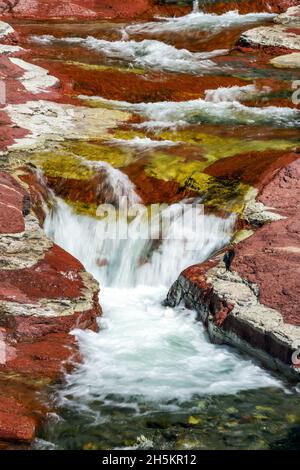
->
[24,128,298,217]
[232,229,254,244]
[28,151,95,180]
[66,199,98,217]
[144,153,250,213]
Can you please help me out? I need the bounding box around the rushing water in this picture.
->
[23,4,300,450]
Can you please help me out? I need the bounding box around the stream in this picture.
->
[15,2,300,450]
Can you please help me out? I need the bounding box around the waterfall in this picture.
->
[44,195,279,414]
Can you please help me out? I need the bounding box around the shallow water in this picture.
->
[17,5,300,450]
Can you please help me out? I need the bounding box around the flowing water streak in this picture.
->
[125,9,276,35]
[77,157,141,206]
[30,35,222,74]
[44,191,281,417]
[108,136,180,149]
[79,86,300,130]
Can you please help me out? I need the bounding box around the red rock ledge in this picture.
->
[165,158,300,380]
[0,170,101,443]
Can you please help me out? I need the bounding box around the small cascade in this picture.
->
[80,158,141,207]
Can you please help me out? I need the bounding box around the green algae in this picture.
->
[232,229,253,244]
[27,140,137,185]
[112,129,149,141]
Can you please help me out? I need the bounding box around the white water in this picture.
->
[80,86,300,130]
[31,35,225,74]
[44,193,281,416]
[40,5,283,416]
[125,9,275,35]
[109,136,180,149]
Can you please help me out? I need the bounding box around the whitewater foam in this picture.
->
[30,35,227,74]
[45,197,235,287]
[109,136,179,149]
[80,85,300,130]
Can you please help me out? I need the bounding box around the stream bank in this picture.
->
[0,0,300,449]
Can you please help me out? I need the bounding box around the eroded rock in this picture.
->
[270,52,300,68]
[240,25,300,51]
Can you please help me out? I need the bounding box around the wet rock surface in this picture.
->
[276,6,300,26]
[166,158,300,379]
[0,0,300,448]
[241,25,300,51]
[0,170,101,441]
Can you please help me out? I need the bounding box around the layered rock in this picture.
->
[0,21,105,443]
[275,5,300,26]
[270,52,300,68]
[0,170,101,441]
[0,0,148,20]
[240,5,300,52]
[165,158,300,379]
[0,0,190,21]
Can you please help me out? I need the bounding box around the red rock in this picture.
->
[1,333,78,378]
[0,244,86,303]
[124,164,198,205]
[0,395,37,442]
[0,172,102,442]
[6,299,100,342]
[257,155,300,217]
